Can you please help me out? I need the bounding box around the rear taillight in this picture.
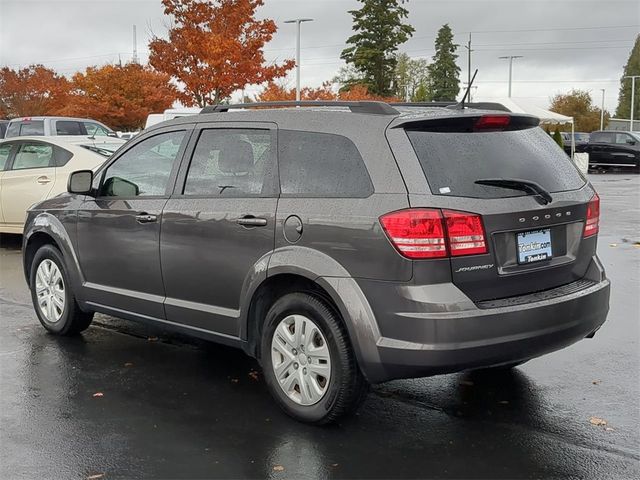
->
[380,209,487,259]
[584,194,600,238]
[443,210,488,256]
[379,209,447,259]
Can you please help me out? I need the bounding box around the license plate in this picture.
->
[517,229,552,264]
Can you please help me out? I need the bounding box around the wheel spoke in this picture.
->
[306,376,325,403]
[293,315,305,346]
[47,297,56,321]
[308,362,330,377]
[52,294,64,311]
[275,321,296,352]
[274,359,294,380]
[281,370,298,393]
[298,370,312,404]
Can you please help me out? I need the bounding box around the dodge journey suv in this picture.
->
[22,101,610,424]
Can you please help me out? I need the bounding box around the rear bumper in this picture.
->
[355,257,610,383]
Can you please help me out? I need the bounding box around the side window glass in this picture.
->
[12,143,54,170]
[100,131,186,197]
[5,123,20,138]
[56,121,86,135]
[84,122,108,136]
[184,129,274,196]
[278,130,373,197]
[19,121,45,136]
[0,143,13,170]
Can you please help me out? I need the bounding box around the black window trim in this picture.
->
[94,126,194,200]
[172,121,279,198]
[0,141,19,171]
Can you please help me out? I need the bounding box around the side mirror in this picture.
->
[67,170,94,195]
[102,176,139,197]
[626,139,636,145]
[107,131,118,138]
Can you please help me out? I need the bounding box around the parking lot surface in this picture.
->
[1,174,639,479]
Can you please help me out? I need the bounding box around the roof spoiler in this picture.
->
[390,102,511,112]
[200,101,399,116]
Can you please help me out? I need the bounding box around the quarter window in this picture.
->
[20,121,45,136]
[278,130,372,197]
[100,131,186,197]
[12,143,54,170]
[184,129,275,196]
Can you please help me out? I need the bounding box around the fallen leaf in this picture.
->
[87,474,104,479]
[92,392,104,398]
[273,465,285,472]
[605,427,615,432]
[592,380,601,385]
[124,362,133,367]
[331,463,339,468]
[230,378,239,384]
[147,336,158,342]
[589,416,607,426]
[248,370,259,381]
[609,243,617,247]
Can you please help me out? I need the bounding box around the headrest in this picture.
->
[218,139,254,174]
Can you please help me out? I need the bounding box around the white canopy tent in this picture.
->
[477,97,576,157]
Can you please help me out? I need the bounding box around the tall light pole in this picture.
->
[464,33,473,100]
[284,18,314,101]
[624,75,639,132]
[498,55,523,98]
[600,89,605,131]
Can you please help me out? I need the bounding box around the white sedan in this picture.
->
[0,136,125,234]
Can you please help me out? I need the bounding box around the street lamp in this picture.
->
[624,75,639,132]
[600,89,605,131]
[284,18,314,102]
[498,55,523,98]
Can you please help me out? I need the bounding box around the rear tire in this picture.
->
[260,292,368,424]
[30,244,93,335]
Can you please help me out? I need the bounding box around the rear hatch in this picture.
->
[390,113,599,302]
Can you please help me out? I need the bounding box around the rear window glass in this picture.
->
[406,127,585,199]
[19,121,45,136]
[278,130,372,197]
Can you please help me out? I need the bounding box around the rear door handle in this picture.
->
[135,213,157,224]
[237,216,268,227]
[36,176,51,185]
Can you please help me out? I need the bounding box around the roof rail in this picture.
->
[200,100,399,116]
[390,101,510,112]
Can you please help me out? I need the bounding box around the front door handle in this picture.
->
[237,216,268,227]
[36,176,51,185]
[135,213,157,224]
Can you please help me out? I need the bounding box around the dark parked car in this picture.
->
[585,130,640,171]
[0,120,8,138]
[560,132,590,155]
[22,101,610,424]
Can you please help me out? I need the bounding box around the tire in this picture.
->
[29,244,93,335]
[260,292,368,424]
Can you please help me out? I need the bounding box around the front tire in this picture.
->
[30,244,93,335]
[260,292,368,424]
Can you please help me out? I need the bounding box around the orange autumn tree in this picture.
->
[149,0,294,107]
[256,81,400,102]
[62,63,178,131]
[257,81,335,102]
[0,65,70,117]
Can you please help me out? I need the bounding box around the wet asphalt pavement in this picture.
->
[1,174,639,480]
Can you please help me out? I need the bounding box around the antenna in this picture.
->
[450,69,478,110]
[132,25,139,64]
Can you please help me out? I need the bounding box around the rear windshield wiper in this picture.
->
[474,178,553,205]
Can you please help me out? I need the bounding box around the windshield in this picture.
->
[405,126,586,199]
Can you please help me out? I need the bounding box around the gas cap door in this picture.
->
[283,215,303,244]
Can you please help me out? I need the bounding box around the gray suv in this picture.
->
[22,101,610,424]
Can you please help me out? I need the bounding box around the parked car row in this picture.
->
[0,135,124,233]
[585,130,640,171]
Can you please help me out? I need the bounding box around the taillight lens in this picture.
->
[380,209,487,259]
[443,210,488,256]
[584,194,600,237]
[379,209,447,259]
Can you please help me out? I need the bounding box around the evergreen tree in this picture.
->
[427,24,460,101]
[615,35,640,121]
[340,0,414,96]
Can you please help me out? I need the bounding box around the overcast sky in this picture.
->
[1,0,638,112]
